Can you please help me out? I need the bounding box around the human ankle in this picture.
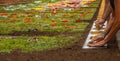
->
[101,31,107,37]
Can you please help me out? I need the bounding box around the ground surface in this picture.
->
[0,24,120,61]
[0,0,99,53]
[0,0,120,61]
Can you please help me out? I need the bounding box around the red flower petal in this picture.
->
[61,20,69,22]
[65,25,72,28]
[50,24,57,27]
[1,12,7,16]
[25,18,31,23]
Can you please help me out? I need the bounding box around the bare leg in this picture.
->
[88,0,114,43]
[88,19,120,47]
[90,0,113,42]
[96,0,112,25]
[88,0,120,47]
[104,13,114,33]
[88,15,114,45]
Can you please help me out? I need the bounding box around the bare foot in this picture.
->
[88,40,107,47]
[95,19,105,25]
[88,34,104,44]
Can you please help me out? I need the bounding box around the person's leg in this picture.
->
[88,0,120,47]
[88,14,114,44]
[88,0,115,43]
[104,0,120,42]
[96,0,112,25]
[89,0,112,42]
[88,18,120,47]
[104,13,114,33]
[90,0,113,42]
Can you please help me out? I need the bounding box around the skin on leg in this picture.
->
[88,19,120,47]
[102,0,112,20]
[88,12,114,44]
[96,0,112,25]
[88,16,114,45]
[88,0,120,47]
[88,4,114,44]
[104,13,114,33]
[91,0,113,42]
[104,0,120,42]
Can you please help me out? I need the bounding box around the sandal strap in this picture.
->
[101,31,107,37]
